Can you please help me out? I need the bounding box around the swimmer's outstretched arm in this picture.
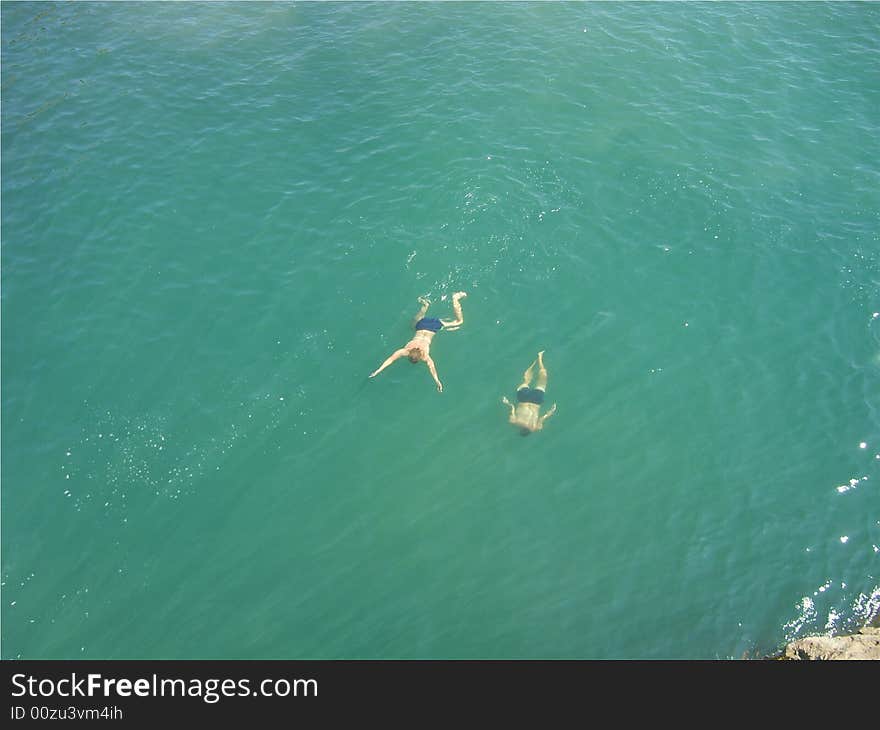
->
[425,356,443,392]
[540,403,558,424]
[501,396,516,421]
[370,348,408,378]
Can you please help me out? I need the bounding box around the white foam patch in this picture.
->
[814,579,833,596]
[852,587,880,627]
[834,475,869,495]
[60,396,290,522]
[784,584,880,643]
[825,607,842,632]
[782,596,817,640]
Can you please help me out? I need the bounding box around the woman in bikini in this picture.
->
[369,292,467,392]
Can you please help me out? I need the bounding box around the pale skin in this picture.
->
[369,292,467,392]
[501,351,557,433]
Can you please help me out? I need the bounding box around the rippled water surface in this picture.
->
[2,1,878,658]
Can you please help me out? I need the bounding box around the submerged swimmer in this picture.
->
[502,350,557,435]
[369,292,467,392]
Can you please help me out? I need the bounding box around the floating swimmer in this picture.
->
[369,292,467,393]
[502,350,557,435]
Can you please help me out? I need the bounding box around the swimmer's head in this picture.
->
[408,348,423,363]
[520,427,531,437]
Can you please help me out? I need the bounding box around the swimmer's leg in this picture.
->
[441,291,467,330]
[535,350,548,391]
[518,357,538,390]
[412,297,430,329]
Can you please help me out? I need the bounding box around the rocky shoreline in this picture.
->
[768,615,880,660]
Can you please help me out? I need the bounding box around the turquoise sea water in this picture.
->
[2,1,878,659]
